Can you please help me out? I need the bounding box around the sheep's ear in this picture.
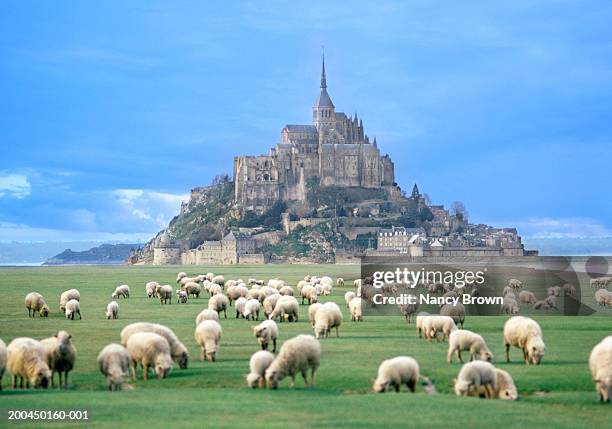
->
[68,334,72,339]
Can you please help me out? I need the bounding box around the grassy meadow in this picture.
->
[0,264,610,428]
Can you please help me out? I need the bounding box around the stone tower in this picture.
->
[313,56,336,134]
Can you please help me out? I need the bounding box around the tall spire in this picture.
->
[320,54,327,89]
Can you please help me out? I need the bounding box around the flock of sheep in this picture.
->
[0,272,610,404]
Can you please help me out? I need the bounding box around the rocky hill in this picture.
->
[45,243,141,265]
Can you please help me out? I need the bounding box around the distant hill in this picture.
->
[44,243,142,265]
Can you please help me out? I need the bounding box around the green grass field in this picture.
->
[0,265,609,428]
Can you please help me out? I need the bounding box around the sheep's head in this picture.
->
[178,351,189,369]
[40,305,49,317]
[314,322,327,339]
[594,375,612,402]
[499,385,518,400]
[111,292,118,300]
[528,338,546,365]
[56,331,73,353]
[372,376,390,393]
[480,350,493,362]
[32,365,51,388]
[155,355,173,379]
[65,309,72,319]
[265,368,279,389]
[246,373,260,388]
[454,380,470,396]
[254,326,265,338]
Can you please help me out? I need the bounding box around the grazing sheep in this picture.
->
[226,285,249,305]
[354,279,362,289]
[208,294,229,318]
[265,335,320,389]
[24,292,49,318]
[562,283,576,296]
[508,279,523,290]
[244,299,261,321]
[176,272,188,282]
[344,291,356,307]
[183,282,201,299]
[157,285,173,305]
[65,299,81,320]
[545,295,558,309]
[503,316,546,365]
[500,297,519,315]
[211,275,225,286]
[502,286,514,297]
[247,288,264,302]
[253,320,278,352]
[126,332,173,380]
[178,276,200,287]
[422,315,457,342]
[492,368,518,400]
[40,331,76,389]
[176,290,188,304]
[145,281,159,298]
[106,301,119,319]
[297,280,310,293]
[269,296,299,322]
[97,343,130,391]
[59,289,80,312]
[320,283,332,296]
[313,305,342,339]
[454,361,497,398]
[195,309,219,325]
[589,335,612,402]
[595,289,612,307]
[308,303,323,327]
[590,276,612,289]
[120,322,189,369]
[112,284,130,299]
[518,290,537,305]
[247,350,275,388]
[235,297,248,318]
[7,337,51,389]
[349,297,363,322]
[440,302,466,328]
[447,330,492,363]
[279,286,294,296]
[533,300,552,310]
[373,356,420,393]
[262,294,281,317]
[300,285,319,305]
[399,299,419,323]
[194,320,222,362]
[547,286,561,297]
[336,278,345,287]
[415,312,430,338]
[0,339,6,391]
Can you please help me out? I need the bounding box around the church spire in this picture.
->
[321,54,327,89]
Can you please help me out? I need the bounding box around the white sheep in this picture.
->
[590,276,612,289]
[176,289,188,304]
[373,356,420,393]
[208,284,223,296]
[247,350,275,388]
[194,320,222,362]
[97,343,130,391]
[0,339,7,391]
[500,297,519,315]
[157,284,173,304]
[267,278,285,290]
[589,335,612,402]
[145,281,159,298]
[24,292,49,318]
[111,284,130,299]
[447,330,493,363]
[268,296,299,322]
[279,285,294,296]
[320,283,332,296]
[120,322,189,369]
[176,272,188,282]
[507,279,523,290]
[195,309,220,325]
[208,294,229,318]
[65,299,81,320]
[399,299,419,323]
[595,289,612,307]
[105,301,119,320]
[349,297,363,322]
[265,335,320,389]
[492,368,518,400]
[126,332,173,380]
[253,320,278,352]
[518,290,537,305]
[40,330,76,389]
[422,315,457,342]
[243,298,261,321]
[440,302,466,328]
[262,293,281,317]
[7,337,51,389]
[308,303,323,327]
[59,289,80,312]
[454,360,497,398]
[235,297,248,318]
[344,291,356,308]
[547,286,561,297]
[354,279,362,289]
[562,283,577,296]
[415,312,430,338]
[211,275,225,285]
[503,316,546,365]
[300,285,319,305]
[313,305,342,339]
[227,285,249,305]
[183,282,201,299]
[337,278,345,286]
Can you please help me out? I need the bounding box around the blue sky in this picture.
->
[1,0,611,242]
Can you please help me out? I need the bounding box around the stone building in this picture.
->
[152,232,182,265]
[234,56,396,213]
[377,226,426,256]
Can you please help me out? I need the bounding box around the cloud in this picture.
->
[110,188,188,230]
[488,217,612,239]
[0,221,152,243]
[0,174,31,199]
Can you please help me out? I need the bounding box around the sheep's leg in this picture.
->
[12,374,17,389]
[223,309,227,319]
[505,343,510,362]
[273,339,277,353]
[447,348,454,363]
[64,371,69,388]
[142,361,148,380]
[130,360,137,380]
[394,383,400,393]
[311,368,316,387]
[407,379,416,392]
[289,374,295,388]
[301,370,309,387]
[457,350,464,363]
[336,326,339,337]
[200,347,206,361]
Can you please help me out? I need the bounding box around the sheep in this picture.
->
[373,356,420,393]
[267,278,286,290]
[591,276,612,289]
[562,283,576,296]
[268,296,299,322]
[320,283,332,296]
[308,303,323,327]
[156,284,173,304]
[265,335,320,389]
[97,343,130,391]
[589,335,612,402]
[247,288,264,302]
[422,315,457,342]
[300,285,319,305]
[279,285,294,296]
[547,286,561,297]
[208,284,223,296]
[399,299,419,323]
[39,331,76,389]
[354,279,362,289]
[65,299,81,320]
[349,297,363,322]
[545,295,558,309]
[7,337,51,389]
[447,330,493,363]
[253,319,278,352]
[235,297,248,318]
[344,291,356,308]
[176,289,188,304]
[503,316,546,365]
[502,286,514,297]
[533,300,552,310]
[507,278,523,290]
[313,305,342,339]
[415,312,430,338]
[247,350,275,388]
[227,285,249,305]
[440,302,466,328]
[106,301,119,319]
[243,299,261,321]
[454,361,497,398]
[518,290,537,305]
[126,332,173,380]
[194,320,222,362]
[120,322,189,369]
[595,289,612,307]
[492,368,518,400]
[297,280,310,293]
[111,284,130,299]
[145,281,159,298]
[24,292,49,318]
[176,272,188,282]
[59,289,80,312]
[208,294,229,318]
[183,282,201,299]
[205,272,215,281]
[503,291,516,301]
[195,309,220,325]
[211,275,225,286]
[336,278,345,287]
[178,276,200,287]
[0,339,7,391]
[500,297,519,315]
[262,293,281,317]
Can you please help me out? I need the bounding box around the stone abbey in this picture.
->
[233,57,396,213]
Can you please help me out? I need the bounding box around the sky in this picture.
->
[1,0,612,243]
